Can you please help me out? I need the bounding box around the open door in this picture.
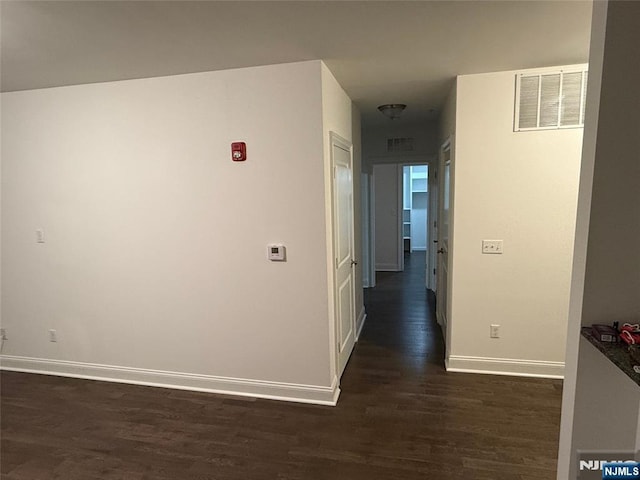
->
[436,139,452,348]
[331,132,356,378]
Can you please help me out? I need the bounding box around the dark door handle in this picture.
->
[351,259,358,266]
[437,248,445,254]
[433,240,438,243]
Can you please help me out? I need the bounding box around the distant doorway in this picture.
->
[371,163,434,289]
[401,165,428,255]
[366,162,443,370]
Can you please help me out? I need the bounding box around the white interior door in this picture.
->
[436,140,452,340]
[373,164,403,272]
[331,133,356,377]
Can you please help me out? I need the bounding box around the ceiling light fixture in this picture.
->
[378,104,407,120]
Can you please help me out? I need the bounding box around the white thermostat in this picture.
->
[268,244,286,261]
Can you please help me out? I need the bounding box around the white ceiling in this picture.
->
[1,1,593,126]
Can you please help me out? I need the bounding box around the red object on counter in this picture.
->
[620,323,640,345]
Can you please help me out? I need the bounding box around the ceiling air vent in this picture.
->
[387,137,414,153]
[515,69,588,131]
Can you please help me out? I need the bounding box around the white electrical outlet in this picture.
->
[49,329,57,342]
[490,324,500,338]
[36,229,45,244]
[482,240,503,254]
[0,328,6,340]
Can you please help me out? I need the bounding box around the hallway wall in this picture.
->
[1,60,347,404]
[320,63,363,371]
[362,120,438,169]
[351,105,366,332]
[444,65,585,377]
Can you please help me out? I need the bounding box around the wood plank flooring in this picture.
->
[1,252,563,479]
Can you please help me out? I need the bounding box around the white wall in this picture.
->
[572,339,640,450]
[1,60,344,404]
[578,8,640,330]
[351,105,366,333]
[559,1,640,477]
[445,66,585,377]
[557,2,607,476]
[568,339,640,479]
[439,81,457,146]
[319,63,360,368]
[373,164,401,271]
[434,81,457,297]
[363,120,438,169]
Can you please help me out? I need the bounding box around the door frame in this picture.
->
[361,172,375,288]
[436,136,454,357]
[428,162,439,291]
[329,131,356,380]
[400,163,431,280]
[397,164,405,271]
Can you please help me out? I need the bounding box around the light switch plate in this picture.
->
[482,240,503,254]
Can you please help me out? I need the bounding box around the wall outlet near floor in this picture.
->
[482,240,503,254]
[0,328,6,340]
[490,324,500,338]
[48,329,57,342]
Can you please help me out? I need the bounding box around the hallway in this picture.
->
[342,251,563,479]
[1,252,563,479]
[361,251,443,367]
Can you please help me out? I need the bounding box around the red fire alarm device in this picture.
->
[231,142,247,162]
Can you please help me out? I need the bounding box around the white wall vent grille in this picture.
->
[387,137,415,152]
[514,69,588,131]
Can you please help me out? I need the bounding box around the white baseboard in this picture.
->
[355,307,367,341]
[375,263,400,272]
[0,355,340,406]
[446,355,564,379]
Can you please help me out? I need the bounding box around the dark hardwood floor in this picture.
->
[1,252,563,479]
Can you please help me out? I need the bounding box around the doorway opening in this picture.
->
[402,164,428,256]
[365,162,444,352]
[363,161,444,369]
[370,163,434,284]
